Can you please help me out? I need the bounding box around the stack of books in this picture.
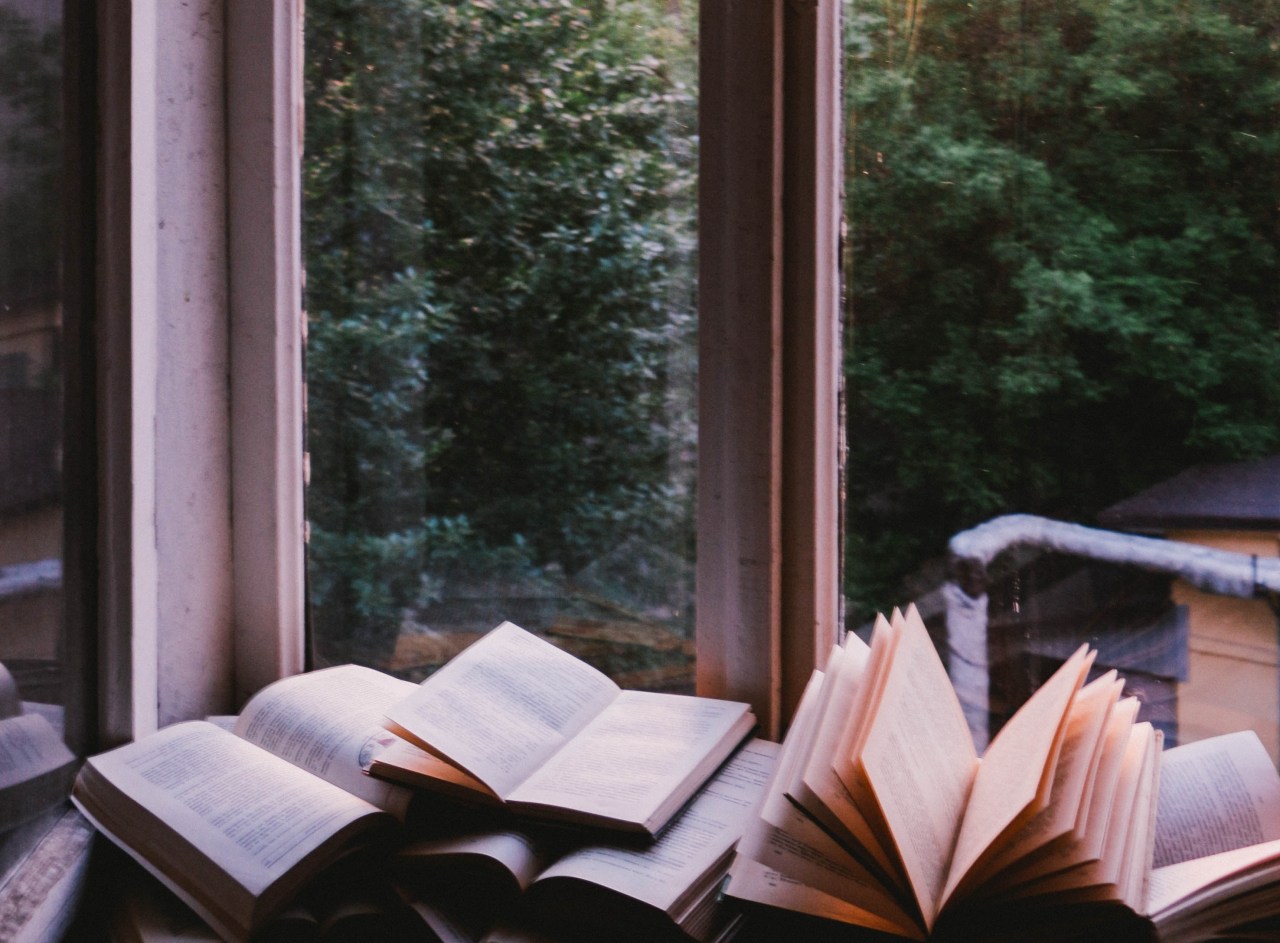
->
[73,622,763,943]
[72,614,1280,942]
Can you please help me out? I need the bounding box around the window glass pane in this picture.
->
[844,0,1280,751]
[304,1,698,691]
[0,0,80,869]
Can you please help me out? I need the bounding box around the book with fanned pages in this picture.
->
[724,605,1280,942]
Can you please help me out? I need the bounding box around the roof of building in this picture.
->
[1098,454,1280,532]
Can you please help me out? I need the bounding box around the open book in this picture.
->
[1145,729,1280,942]
[71,663,423,941]
[375,621,757,838]
[725,605,1163,939]
[109,852,415,943]
[395,739,777,943]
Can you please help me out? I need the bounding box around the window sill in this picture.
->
[0,807,94,943]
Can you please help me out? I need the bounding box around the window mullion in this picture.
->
[696,0,786,737]
[696,0,842,738]
[781,0,844,731]
[226,0,306,705]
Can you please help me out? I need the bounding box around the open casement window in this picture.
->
[303,0,704,695]
[2,1,842,935]
[301,0,843,741]
[97,0,844,761]
[842,0,1280,757]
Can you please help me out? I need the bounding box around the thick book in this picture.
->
[1144,730,1280,943]
[725,605,1164,939]
[72,664,424,941]
[375,621,757,838]
[394,739,778,943]
[725,606,1280,941]
[108,849,418,943]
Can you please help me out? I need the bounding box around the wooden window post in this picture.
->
[697,0,843,738]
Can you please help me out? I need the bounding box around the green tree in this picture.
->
[305,0,696,659]
[845,0,1280,617]
[0,8,60,307]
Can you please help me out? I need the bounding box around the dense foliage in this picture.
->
[305,0,1280,644]
[845,0,1280,616]
[0,9,60,308]
[304,0,696,658]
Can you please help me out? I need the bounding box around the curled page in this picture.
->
[1152,730,1280,869]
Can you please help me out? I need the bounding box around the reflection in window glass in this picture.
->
[0,0,78,871]
[844,0,1280,747]
[304,1,698,690]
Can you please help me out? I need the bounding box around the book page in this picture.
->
[0,713,76,825]
[725,857,925,940]
[1069,677,1126,839]
[1096,724,1162,905]
[750,668,910,919]
[1150,859,1280,937]
[1082,697,1143,852]
[535,740,777,911]
[1152,730,1280,869]
[1054,724,1162,908]
[400,829,545,892]
[235,664,418,817]
[0,714,74,790]
[79,721,384,897]
[1146,836,1280,918]
[369,737,495,801]
[800,636,872,788]
[780,644,841,803]
[738,803,919,928]
[831,613,913,869]
[383,622,620,798]
[506,690,751,828]
[1124,727,1163,911]
[767,666,826,831]
[943,645,1093,900]
[742,748,921,935]
[987,695,1141,896]
[1009,720,1154,900]
[401,892,494,943]
[972,673,1120,884]
[770,661,901,892]
[833,613,897,788]
[792,636,902,887]
[857,606,978,927]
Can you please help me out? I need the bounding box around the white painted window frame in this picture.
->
[697,0,844,739]
[97,0,305,743]
[92,0,840,744]
[2,2,305,935]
